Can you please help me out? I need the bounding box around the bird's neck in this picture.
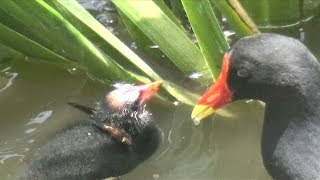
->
[261,90,320,179]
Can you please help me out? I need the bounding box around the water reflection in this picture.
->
[188,72,203,80]
[172,100,181,106]
[0,110,52,167]
[0,152,25,165]
[25,110,53,125]
[149,45,160,49]
[79,0,119,32]
[0,67,18,93]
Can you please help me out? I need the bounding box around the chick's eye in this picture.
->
[237,69,250,78]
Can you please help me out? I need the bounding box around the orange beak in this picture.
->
[138,80,162,105]
[191,53,234,123]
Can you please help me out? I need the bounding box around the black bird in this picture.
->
[191,33,320,179]
[22,81,162,180]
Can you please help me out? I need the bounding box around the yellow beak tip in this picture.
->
[191,105,216,123]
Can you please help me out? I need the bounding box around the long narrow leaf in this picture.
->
[123,0,187,50]
[54,0,201,105]
[0,22,69,65]
[0,0,148,82]
[55,0,160,80]
[182,0,229,79]
[112,0,212,82]
[211,0,259,37]
[153,0,186,32]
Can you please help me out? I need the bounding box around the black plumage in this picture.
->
[192,33,320,179]
[22,81,161,180]
[228,33,320,179]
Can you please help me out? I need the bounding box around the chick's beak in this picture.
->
[191,53,234,122]
[138,80,162,105]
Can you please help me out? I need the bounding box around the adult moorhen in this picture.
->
[191,33,320,179]
[22,81,162,180]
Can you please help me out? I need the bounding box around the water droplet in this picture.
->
[67,67,78,74]
[245,99,254,104]
[222,17,227,23]
[130,42,137,49]
[172,101,181,106]
[223,30,235,38]
[188,72,203,79]
[149,45,159,49]
[96,14,118,27]
[193,118,200,125]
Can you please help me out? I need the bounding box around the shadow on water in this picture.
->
[0,1,320,179]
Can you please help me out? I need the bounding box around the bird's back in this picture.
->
[22,123,159,180]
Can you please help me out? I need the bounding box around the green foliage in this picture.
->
[182,0,230,79]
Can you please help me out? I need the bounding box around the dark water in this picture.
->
[0,1,320,180]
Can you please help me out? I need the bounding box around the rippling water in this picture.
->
[0,1,320,179]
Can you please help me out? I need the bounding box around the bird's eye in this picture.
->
[237,69,250,78]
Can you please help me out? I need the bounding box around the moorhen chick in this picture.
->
[22,81,162,180]
[191,33,320,179]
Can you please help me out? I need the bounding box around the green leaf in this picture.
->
[112,0,212,81]
[182,0,229,79]
[53,0,157,80]
[119,0,187,51]
[118,9,153,50]
[167,0,187,25]
[153,0,186,32]
[54,0,200,105]
[0,22,69,65]
[0,0,148,82]
[212,0,259,37]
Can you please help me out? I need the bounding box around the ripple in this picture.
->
[26,110,53,126]
[25,128,36,134]
[0,67,18,93]
[0,153,24,164]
